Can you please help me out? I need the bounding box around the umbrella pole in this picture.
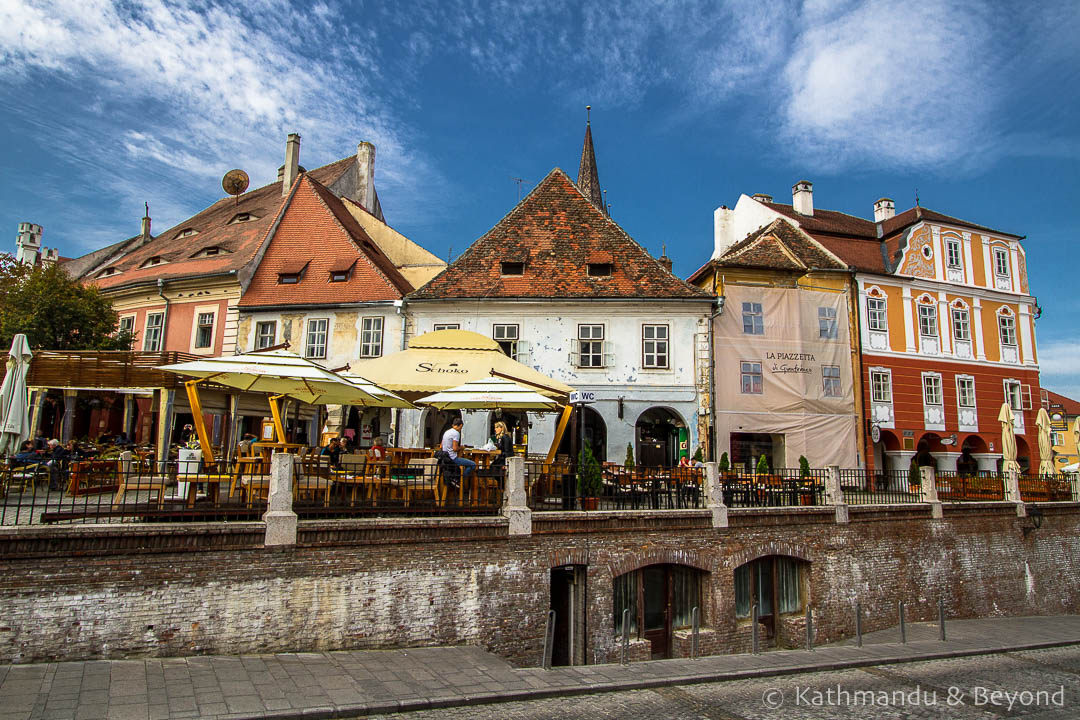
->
[184,380,215,464]
[545,405,573,465]
[269,394,287,444]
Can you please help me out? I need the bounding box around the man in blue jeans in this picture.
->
[441,417,476,486]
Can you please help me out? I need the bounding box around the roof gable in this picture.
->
[714,219,847,271]
[238,174,412,308]
[409,168,710,300]
[76,156,357,290]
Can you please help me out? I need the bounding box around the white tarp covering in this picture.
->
[714,283,859,468]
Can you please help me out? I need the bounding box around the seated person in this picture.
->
[366,436,386,461]
[441,418,476,485]
[320,436,343,468]
[11,440,40,466]
[237,433,258,455]
[46,439,69,490]
[678,454,691,468]
[489,421,514,469]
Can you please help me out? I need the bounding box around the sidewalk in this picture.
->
[2,616,1079,720]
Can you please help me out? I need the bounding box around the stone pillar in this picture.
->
[971,453,1002,474]
[705,461,728,528]
[156,389,175,472]
[1004,470,1024,516]
[826,465,849,524]
[884,450,916,490]
[264,453,298,547]
[501,456,531,535]
[921,465,943,518]
[119,450,133,476]
[934,451,961,473]
[60,389,78,443]
[1071,474,1080,503]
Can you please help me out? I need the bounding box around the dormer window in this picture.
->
[587,263,612,277]
[177,228,198,238]
[141,256,165,268]
[227,212,257,225]
[192,246,226,258]
[99,266,119,277]
[277,259,310,285]
[500,261,525,276]
[328,259,356,283]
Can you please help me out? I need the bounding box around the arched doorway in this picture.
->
[1016,436,1032,473]
[734,555,807,646]
[613,564,705,659]
[550,565,587,666]
[557,406,607,462]
[915,434,943,467]
[959,435,987,474]
[636,407,684,467]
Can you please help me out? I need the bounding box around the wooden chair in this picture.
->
[406,457,443,506]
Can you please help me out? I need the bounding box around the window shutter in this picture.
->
[515,339,531,364]
[1021,384,1033,410]
[569,339,580,366]
[603,340,615,368]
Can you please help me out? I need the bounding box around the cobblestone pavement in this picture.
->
[1,616,1079,719]
[369,645,1080,719]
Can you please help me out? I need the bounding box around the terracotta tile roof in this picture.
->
[760,201,878,238]
[1045,389,1080,417]
[813,235,889,274]
[879,206,1022,239]
[409,168,711,301]
[238,174,412,308]
[713,219,847,271]
[75,156,357,290]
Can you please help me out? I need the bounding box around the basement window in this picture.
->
[587,263,613,277]
[500,261,525,276]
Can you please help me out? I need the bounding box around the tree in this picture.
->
[692,446,703,463]
[718,452,730,473]
[756,453,770,475]
[624,442,635,468]
[0,257,133,351]
[798,455,811,478]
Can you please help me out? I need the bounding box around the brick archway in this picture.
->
[729,541,813,570]
[607,548,712,578]
[548,549,590,568]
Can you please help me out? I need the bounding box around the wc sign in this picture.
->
[569,391,597,405]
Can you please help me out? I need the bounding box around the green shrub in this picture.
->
[718,452,729,473]
[799,455,811,478]
[756,454,770,475]
[578,444,604,497]
[909,457,921,487]
[692,447,703,462]
[624,442,635,468]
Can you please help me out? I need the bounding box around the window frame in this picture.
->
[917,303,938,338]
[577,324,605,368]
[945,238,963,269]
[951,306,970,342]
[740,361,763,395]
[641,324,670,369]
[998,313,1017,346]
[818,306,838,339]
[255,321,277,350]
[956,376,976,408]
[1004,379,1024,412]
[194,311,215,349]
[433,323,460,332]
[866,297,887,332]
[492,323,520,359]
[360,316,384,358]
[870,370,892,403]
[741,301,764,335]
[993,247,1010,278]
[305,318,329,359]
[822,365,842,398]
[922,373,944,407]
[143,312,164,352]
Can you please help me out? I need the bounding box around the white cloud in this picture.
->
[1035,340,1080,400]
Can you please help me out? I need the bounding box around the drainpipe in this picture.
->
[156,278,171,352]
[393,299,407,447]
[707,269,724,462]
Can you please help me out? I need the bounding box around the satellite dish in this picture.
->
[222,169,250,199]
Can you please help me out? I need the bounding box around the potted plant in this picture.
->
[908,457,921,494]
[798,455,814,505]
[578,444,604,511]
[624,442,635,469]
[755,453,770,475]
[718,451,730,475]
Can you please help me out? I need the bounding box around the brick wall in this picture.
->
[2,504,1079,666]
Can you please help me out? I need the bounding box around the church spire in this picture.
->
[576,106,606,216]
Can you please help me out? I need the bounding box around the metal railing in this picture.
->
[524,461,705,511]
[1017,473,1073,502]
[718,468,826,508]
[838,469,923,505]
[0,455,505,525]
[934,471,1005,502]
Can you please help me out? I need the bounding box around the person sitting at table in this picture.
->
[489,421,514,469]
[320,436,343,469]
[11,440,40,466]
[46,439,73,490]
[441,417,475,485]
[678,454,691,468]
[366,436,386,461]
[237,433,257,455]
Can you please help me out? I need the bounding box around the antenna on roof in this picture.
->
[447,245,453,263]
[511,177,526,202]
[915,187,920,208]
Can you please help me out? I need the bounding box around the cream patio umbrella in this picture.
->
[1036,407,1055,476]
[159,349,411,460]
[998,402,1022,475]
[417,376,563,411]
[0,334,32,455]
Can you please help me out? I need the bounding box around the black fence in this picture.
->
[718,468,826,508]
[0,455,505,525]
[838,469,924,505]
[934,471,1006,502]
[525,461,705,511]
[1017,474,1073,503]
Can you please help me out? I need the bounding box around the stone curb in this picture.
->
[213,636,1080,719]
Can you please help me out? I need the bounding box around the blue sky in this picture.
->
[2,1,1079,394]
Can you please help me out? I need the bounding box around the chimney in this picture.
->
[874,197,895,223]
[141,203,151,238]
[282,133,301,196]
[712,205,735,258]
[355,142,376,212]
[751,193,773,203]
[15,222,42,265]
[658,244,673,272]
[792,181,813,216]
